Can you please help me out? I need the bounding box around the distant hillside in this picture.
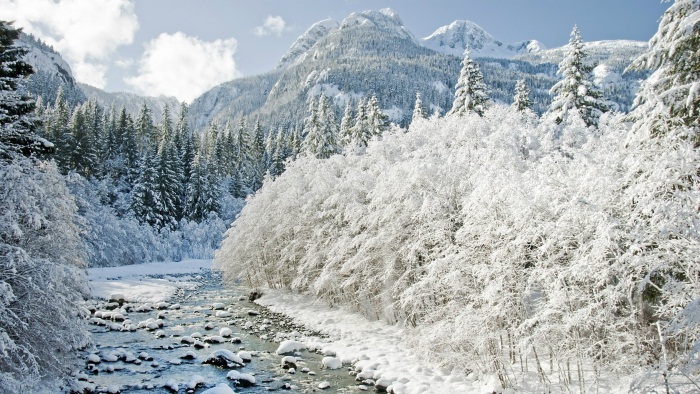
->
[79,83,181,123]
[189,9,648,134]
[18,33,86,107]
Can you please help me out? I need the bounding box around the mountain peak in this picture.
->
[339,8,416,43]
[277,19,340,69]
[422,20,543,59]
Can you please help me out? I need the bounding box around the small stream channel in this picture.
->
[77,270,360,393]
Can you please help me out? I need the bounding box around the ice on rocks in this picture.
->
[109,293,125,303]
[276,340,306,355]
[237,350,252,362]
[187,374,206,389]
[204,335,226,343]
[280,355,297,369]
[201,383,236,394]
[203,349,244,367]
[227,370,256,386]
[322,356,342,370]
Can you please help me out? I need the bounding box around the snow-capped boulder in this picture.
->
[276,340,306,355]
[322,356,342,370]
[280,355,297,369]
[227,370,256,387]
[237,351,252,362]
[203,349,244,368]
[201,383,236,394]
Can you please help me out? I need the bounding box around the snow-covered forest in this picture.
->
[215,2,700,392]
[1,0,699,392]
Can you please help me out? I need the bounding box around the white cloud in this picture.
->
[253,15,288,37]
[0,0,138,88]
[72,62,108,88]
[125,32,240,103]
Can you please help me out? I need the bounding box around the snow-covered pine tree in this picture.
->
[620,0,700,385]
[0,21,49,158]
[269,127,286,178]
[448,50,489,117]
[629,0,700,136]
[0,20,90,392]
[186,154,220,221]
[131,148,160,227]
[69,105,97,177]
[548,26,608,127]
[47,88,72,171]
[155,145,181,230]
[348,98,372,153]
[512,79,533,112]
[289,126,302,160]
[411,91,426,123]
[250,118,266,190]
[366,95,389,137]
[135,102,156,153]
[340,101,354,148]
[158,103,173,153]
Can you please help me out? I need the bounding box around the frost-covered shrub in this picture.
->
[0,159,90,391]
[215,102,700,390]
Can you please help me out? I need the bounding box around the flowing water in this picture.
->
[79,270,360,393]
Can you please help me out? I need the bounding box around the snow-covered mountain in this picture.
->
[189,8,460,131]
[18,33,86,107]
[277,19,340,70]
[18,33,179,121]
[187,8,647,131]
[79,83,181,124]
[421,20,545,58]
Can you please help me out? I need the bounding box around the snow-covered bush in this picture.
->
[0,158,91,391]
[215,100,699,390]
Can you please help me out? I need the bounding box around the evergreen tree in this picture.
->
[288,126,302,160]
[411,91,426,124]
[269,127,286,178]
[629,0,700,136]
[0,21,47,158]
[0,21,90,391]
[448,50,489,117]
[348,98,372,153]
[302,95,340,159]
[548,26,608,127]
[512,79,533,112]
[131,148,160,227]
[186,154,220,221]
[366,95,389,137]
[155,145,181,230]
[158,103,174,153]
[135,102,156,153]
[69,105,98,177]
[340,101,354,146]
[47,88,72,171]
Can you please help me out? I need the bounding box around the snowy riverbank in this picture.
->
[88,259,213,303]
[256,290,492,394]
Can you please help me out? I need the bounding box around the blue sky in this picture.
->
[0,0,669,102]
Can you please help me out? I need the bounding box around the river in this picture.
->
[78,269,360,393]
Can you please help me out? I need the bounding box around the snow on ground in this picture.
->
[88,259,212,303]
[256,290,490,394]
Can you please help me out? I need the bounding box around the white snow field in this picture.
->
[88,259,212,302]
